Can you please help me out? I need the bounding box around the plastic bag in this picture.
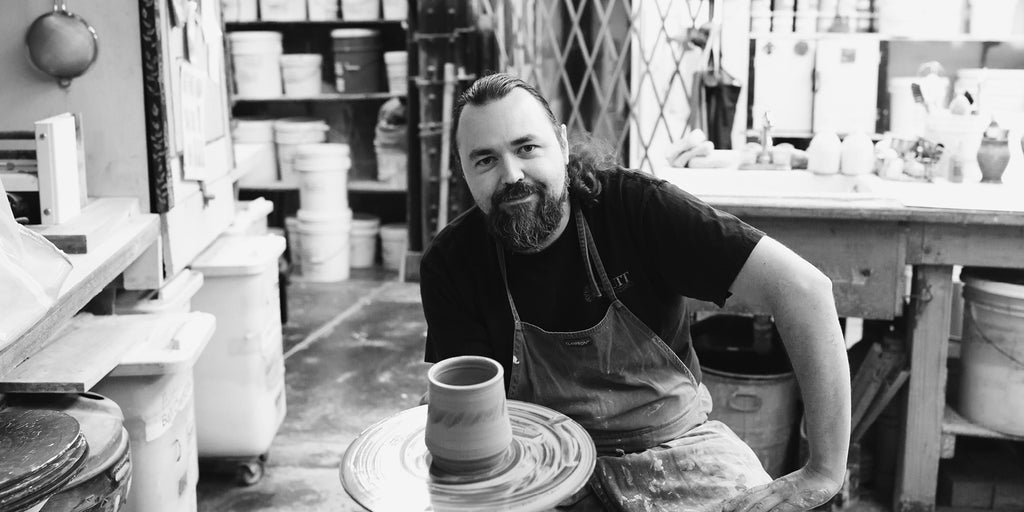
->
[0,180,72,346]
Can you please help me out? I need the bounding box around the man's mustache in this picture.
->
[493,181,544,206]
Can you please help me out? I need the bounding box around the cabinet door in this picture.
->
[812,39,880,135]
[752,38,816,133]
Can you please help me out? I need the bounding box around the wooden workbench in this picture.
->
[703,195,1024,512]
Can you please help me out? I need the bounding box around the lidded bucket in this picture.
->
[331,29,383,93]
[349,213,381,268]
[273,117,329,185]
[379,223,407,271]
[957,267,1024,436]
[294,143,352,213]
[297,208,353,282]
[228,31,283,98]
[280,54,323,97]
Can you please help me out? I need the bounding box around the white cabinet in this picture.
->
[813,38,881,135]
[752,38,816,133]
[750,35,879,136]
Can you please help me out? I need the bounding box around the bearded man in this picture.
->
[419,73,850,512]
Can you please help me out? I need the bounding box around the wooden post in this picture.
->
[895,264,954,512]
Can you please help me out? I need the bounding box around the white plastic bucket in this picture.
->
[380,223,407,271]
[925,113,989,182]
[190,235,288,456]
[229,32,283,98]
[259,0,306,21]
[92,313,215,512]
[341,0,381,20]
[375,144,407,188]
[222,0,258,21]
[295,143,351,212]
[382,0,408,19]
[280,54,323,97]
[297,209,352,282]
[233,117,278,184]
[877,0,963,36]
[308,0,339,20]
[957,271,1024,436]
[274,118,329,185]
[349,214,381,268]
[383,51,408,94]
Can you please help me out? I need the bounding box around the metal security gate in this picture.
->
[475,0,715,172]
[409,0,723,252]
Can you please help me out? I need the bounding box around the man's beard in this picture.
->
[487,178,568,253]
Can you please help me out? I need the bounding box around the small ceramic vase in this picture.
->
[977,137,1010,184]
[425,356,513,474]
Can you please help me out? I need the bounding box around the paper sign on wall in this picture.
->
[179,62,207,181]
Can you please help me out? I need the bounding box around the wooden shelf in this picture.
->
[226,19,405,29]
[233,92,404,104]
[238,180,406,193]
[348,179,406,193]
[749,32,1024,44]
[0,203,160,377]
[744,129,884,141]
[943,405,1024,442]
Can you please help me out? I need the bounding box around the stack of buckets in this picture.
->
[274,118,329,185]
[294,143,353,282]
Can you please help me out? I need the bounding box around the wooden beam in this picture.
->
[0,314,168,392]
[895,265,954,512]
[27,198,141,254]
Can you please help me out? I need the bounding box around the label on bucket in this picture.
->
[143,377,195,442]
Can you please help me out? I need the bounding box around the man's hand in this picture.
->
[718,465,842,512]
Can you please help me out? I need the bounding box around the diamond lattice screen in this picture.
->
[473,0,716,173]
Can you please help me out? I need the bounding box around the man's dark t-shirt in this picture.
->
[420,168,765,388]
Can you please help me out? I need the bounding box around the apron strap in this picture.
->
[579,210,619,302]
[495,243,523,325]
[573,198,603,301]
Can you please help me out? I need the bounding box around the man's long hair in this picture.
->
[451,73,620,207]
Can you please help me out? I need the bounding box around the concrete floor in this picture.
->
[196,269,429,511]
[195,269,890,512]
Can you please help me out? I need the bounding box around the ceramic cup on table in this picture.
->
[425,356,513,474]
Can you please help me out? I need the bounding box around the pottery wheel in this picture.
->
[340,400,596,512]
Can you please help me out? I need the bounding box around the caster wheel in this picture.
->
[236,460,264,486]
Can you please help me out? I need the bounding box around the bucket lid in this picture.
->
[352,213,381,230]
[113,269,205,314]
[3,394,127,488]
[274,117,329,132]
[297,208,353,223]
[191,234,286,276]
[331,28,381,38]
[228,31,282,42]
[280,53,323,66]
[295,142,351,158]
[0,409,88,511]
[383,51,408,62]
[107,313,216,377]
[380,223,408,239]
[234,116,276,128]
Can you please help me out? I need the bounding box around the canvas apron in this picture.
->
[497,205,770,511]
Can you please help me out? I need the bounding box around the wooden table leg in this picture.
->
[894,265,953,512]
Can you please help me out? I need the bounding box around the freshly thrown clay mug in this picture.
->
[425,356,513,474]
